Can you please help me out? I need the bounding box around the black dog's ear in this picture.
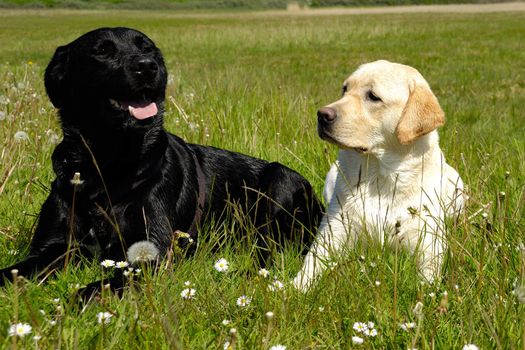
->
[44,45,70,108]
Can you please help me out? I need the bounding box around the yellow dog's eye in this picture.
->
[341,85,348,96]
[367,90,382,102]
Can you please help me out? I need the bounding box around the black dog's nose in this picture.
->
[317,107,337,125]
[132,58,158,79]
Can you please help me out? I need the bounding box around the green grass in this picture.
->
[1,8,525,349]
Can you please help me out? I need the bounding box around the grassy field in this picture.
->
[0,8,524,349]
[0,0,510,10]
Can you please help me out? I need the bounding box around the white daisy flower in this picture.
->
[33,335,42,341]
[462,344,479,350]
[180,288,196,300]
[353,322,368,333]
[265,311,274,319]
[101,259,115,268]
[97,311,113,324]
[8,323,32,337]
[184,281,192,287]
[223,341,232,350]
[221,319,231,326]
[367,321,375,329]
[363,328,378,337]
[115,261,129,269]
[351,336,364,344]
[328,261,338,270]
[400,322,416,331]
[214,258,229,272]
[236,295,252,307]
[269,345,286,350]
[127,241,159,263]
[268,279,284,292]
[258,268,270,278]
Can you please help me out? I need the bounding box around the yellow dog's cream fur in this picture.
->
[294,60,464,290]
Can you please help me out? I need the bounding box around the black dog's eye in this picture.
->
[134,36,154,53]
[341,85,348,96]
[367,90,382,102]
[93,40,117,58]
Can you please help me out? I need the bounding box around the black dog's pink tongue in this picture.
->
[127,102,158,120]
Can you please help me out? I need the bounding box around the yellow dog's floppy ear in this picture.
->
[396,83,445,145]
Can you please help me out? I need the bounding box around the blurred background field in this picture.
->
[0,5,524,349]
[0,0,516,9]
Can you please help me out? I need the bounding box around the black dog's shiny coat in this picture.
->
[0,28,322,294]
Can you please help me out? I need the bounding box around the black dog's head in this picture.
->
[45,27,167,132]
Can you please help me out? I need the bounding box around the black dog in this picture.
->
[0,27,322,296]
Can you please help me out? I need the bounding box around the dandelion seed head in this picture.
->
[413,301,424,319]
[127,241,159,263]
[14,131,29,142]
[8,323,32,337]
[513,285,525,304]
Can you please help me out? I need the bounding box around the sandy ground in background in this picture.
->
[282,1,525,15]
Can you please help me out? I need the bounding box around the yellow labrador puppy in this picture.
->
[294,60,464,290]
